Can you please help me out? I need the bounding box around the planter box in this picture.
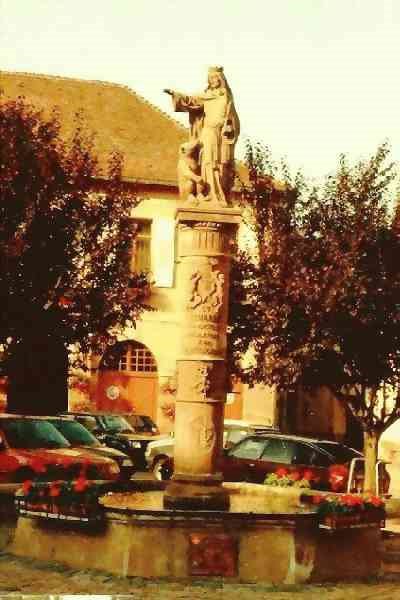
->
[15,497,104,524]
[320,510,385,530]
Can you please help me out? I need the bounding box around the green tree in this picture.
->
[0,97,148,415]
[229,142,400,493]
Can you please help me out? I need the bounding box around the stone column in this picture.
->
[164,207,241,511]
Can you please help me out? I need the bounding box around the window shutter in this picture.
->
[151,217,175,287]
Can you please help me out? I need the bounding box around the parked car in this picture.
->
[0,414,120,483]
[60,412,167,470]
[155,431,391,493]
[220,433,391,493]
[122,413,160,435]
[145,419,276,481]
[46,416,135,480]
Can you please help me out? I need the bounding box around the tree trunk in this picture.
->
[363,430,379,494]
[6,336,68,415]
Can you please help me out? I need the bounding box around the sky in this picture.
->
[1,0,400,180]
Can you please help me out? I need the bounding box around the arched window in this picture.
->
[100,341,157,373]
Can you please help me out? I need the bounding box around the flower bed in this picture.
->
[264,467,316,489]
[15,479,104,523]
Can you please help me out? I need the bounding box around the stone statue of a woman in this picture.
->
[164,66,240,206]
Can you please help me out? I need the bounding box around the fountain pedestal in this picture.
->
[163,207,241,511]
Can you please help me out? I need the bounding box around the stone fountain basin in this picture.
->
[7,481,381,584]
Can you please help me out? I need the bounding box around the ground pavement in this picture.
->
[0,551,400,599]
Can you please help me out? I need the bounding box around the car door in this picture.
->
[222,437,268,482]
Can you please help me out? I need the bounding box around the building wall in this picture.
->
[281,386,347,441]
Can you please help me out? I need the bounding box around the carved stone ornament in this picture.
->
[187,264,225,318]
[189,415,216,451]
[192,362,212,398]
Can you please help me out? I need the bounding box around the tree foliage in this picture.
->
[229,142,400,489]
[0,97,148,412]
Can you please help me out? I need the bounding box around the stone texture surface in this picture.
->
[0,552,399,597]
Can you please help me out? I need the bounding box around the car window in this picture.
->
[225,429,248,446]
[292,442,331,467]
[316,442,362,463]
[75,416,98,432]
[99,415,134,433]
[1,419,70,449]
[50,420,101,447]
[125,415,157,433]
[229,437,266,460]
[261,438,295,464]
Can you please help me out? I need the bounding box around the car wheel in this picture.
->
[152,457,172,481]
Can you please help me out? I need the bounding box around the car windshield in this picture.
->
[1,419,70,449]
[316,442,362,463]
[125,415,157,432]
[75,416,98,432]
[99,415,134,433]
[50,420,101,447]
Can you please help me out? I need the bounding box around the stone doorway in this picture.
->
[95,340,159,419]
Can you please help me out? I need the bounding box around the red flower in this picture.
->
[58,296,72,308]
[275,468,288,478]
[49,482,61,498]
[312,495,324,505]
[74,477,89,493]
[328,464,349,491]
[31,457,46,474]
[22,480,33,495]
[368,495,384,507]
[302,469,314,481]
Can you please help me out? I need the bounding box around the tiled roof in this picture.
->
[1,71,187,186]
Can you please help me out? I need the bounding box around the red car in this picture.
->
[0,415,120,483]
[220,433,390,493]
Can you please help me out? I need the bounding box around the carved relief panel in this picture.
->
[176,360,226,403]
[182,257,229,358]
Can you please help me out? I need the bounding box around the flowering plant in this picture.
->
[264,467,317,489]
[160,401,176,421]
[311,493,385,516]
[328,464,349,492]
[19,477,101,508]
